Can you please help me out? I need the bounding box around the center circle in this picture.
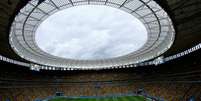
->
[35,5,148,60]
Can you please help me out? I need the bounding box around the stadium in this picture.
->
[0,0,201,101]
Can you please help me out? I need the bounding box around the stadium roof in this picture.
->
[0,0,201,70]
[9,0,175,69]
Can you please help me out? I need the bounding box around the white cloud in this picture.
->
[35,5,147,60]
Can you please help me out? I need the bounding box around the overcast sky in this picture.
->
[35,5,147,60]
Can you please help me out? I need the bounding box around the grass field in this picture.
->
[49,96,150,101]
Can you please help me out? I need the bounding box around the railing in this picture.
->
[42,93,165,101]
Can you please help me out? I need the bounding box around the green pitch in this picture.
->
[49,96,150,101]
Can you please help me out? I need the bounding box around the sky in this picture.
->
[35,5,147,60]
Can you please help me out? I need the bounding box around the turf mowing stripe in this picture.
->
[124,96,135,101]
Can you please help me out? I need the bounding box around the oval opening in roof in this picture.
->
[35,5,148,60]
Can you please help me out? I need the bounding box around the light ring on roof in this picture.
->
[9,0,175,69]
